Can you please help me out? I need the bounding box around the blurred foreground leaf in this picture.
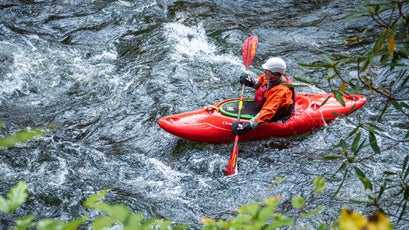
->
[313,175,326,194]
[0,181,28,214]
[339,208,392,230]
[0,129,45,149]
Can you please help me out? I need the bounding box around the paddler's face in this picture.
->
[264,70,281,81]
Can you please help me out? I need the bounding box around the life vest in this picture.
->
[254,75,295,121]
[254,84,268,107]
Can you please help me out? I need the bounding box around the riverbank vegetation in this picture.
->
[297,0,408,227]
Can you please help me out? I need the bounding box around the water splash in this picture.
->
[164,22,240,65]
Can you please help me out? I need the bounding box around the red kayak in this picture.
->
[158,94,366,143]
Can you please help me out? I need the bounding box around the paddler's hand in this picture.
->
[240,73,255,87]
[232,121,252,136]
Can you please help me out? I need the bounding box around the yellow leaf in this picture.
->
[339,208,367,230]
[265,195,281,203]
[388,34,395,56]
[262,195,281,208]
[359,75,376,96]
[340,82,346,93]
[345,36,360,45]
[366,211,393,230]
[200,217,215,224]
[339,209,393,230]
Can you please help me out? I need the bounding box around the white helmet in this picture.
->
[262,57,286,74]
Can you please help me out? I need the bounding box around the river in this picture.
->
[0,0,408,229]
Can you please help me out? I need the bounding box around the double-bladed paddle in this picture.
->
[225,35,258,176]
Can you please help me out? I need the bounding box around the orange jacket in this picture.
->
[252,74,294,124]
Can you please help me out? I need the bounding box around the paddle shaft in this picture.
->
[225,84,245,176]
[225,36,258,176]
[236,84,246,122]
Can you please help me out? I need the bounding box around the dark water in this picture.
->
[0,0,408,229]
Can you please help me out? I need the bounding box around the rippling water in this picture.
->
[1,0,408,229]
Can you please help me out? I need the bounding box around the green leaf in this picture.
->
[142,219,172,230]
[351,132,361,154]
[333,90,346,106]
[383,171,397,176]
[0,129,44,148]
[373,29,388,53]
[323,155,343,160]
[377,181,386,201]
[268,176,287,190]
[238,202,259,216]
[15,215,36,229]
[399,21,407,40]
[83,189,108,208]
[63,216,88,230]
[380,53,389,65]
[159,220,172,230]
[320,97,330,107]
[37,219,65,230]
[263,196,281,207]
[397,46,409,57]
[354,166,373,190]
[108,204,130,222]
[365,123,382,133]
[302,205,326,219]
[150,219,172,230]
[332,168,348,198]
[327,68,336,79]
[298,62,326,69]
[369,131,381,154]
[403,155,409,180]
[338,139,348,150]
[124,213,144,229]
[403,155,408,172]
[92,216,115,230]
[265,214,294,229]
[313,176,326,194]
[317,223,327,230]
[293,75,315,84]
[7,181,28,213]
[91,202,111,215]
[401,101,409,110]
[258,204,276,223]
[0,196,9,214]
[262,196,280,214]
[292,196,305,209]
[352,133,366,157]
[322,54,333,64]
[348,126,360,137]
[391,100,402,111]
[286,83,307,89]
[398,202,407,225]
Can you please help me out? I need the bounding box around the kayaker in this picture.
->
[232,57,295,135]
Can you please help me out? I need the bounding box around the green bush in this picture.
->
[297,0,409,225]
[0,182,188,230]
[0,179,392,229]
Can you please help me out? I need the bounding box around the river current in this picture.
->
[0,0,408,229]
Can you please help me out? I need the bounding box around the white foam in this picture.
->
[164,22,240,65]
[0,37,119,98]
[147,157,190,179]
